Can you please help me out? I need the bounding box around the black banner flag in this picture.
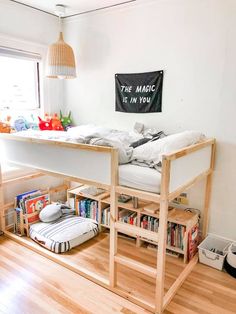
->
[115,71,163,113]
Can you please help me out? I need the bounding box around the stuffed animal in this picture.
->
[14,117,28,132]
[60,111,73,131]
[38,117,53,130]
[27,114,39,130]
[0,122,11,133]
[0,116,11,133]
[51,113,64,131]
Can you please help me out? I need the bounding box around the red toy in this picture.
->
[38,117,53,130]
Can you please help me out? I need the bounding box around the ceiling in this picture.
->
[10,0,136,17]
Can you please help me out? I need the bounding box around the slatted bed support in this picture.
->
[0,134,216,314]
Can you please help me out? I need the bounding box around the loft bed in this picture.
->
[0,133,216,314]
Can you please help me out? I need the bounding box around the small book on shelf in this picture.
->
[143,203,159,214]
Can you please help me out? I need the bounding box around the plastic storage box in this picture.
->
[198,235,231,270]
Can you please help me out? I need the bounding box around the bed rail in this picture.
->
[0,134,117,190]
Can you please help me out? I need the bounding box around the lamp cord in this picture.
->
[59,15,62,33]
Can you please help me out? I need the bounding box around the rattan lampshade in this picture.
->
[46,32,76,79]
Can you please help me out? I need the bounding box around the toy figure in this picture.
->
[38,117,53,130]
[0,116,11,133]
[60,111,73,131]
[27,114,39,130]
[14,117,28,132]
[51,113,64,131]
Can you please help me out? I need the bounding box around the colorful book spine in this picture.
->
[141,215,186,250]
[78,199,98,221]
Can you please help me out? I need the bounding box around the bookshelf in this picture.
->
[67,185,198,263]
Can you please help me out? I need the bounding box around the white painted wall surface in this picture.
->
[63,0,236,240]
[0,0,62,214]
[0,0,63,113]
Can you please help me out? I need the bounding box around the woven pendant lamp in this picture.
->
[46,5,76,79]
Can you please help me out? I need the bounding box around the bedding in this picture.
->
[14,126,142,164]
[30,214,99,253]
[119,164,161,193]
[131,130,204,169]
[14,127,204,171]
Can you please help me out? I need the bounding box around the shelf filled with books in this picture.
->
[67,185,110,229]
[68,185,199,262]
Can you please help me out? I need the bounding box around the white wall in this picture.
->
[0,0,63,113]
[63,0,236,240]
[0,0,63,223]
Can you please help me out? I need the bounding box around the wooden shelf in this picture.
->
[139,237,184,255]
[101,224,110,229]
[68,185,109,201]
[69,186,198,261]
[167,208,197,226]
[102,196,150,212]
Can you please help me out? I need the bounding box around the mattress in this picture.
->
[119,164,161,193]
[29,214,99,253]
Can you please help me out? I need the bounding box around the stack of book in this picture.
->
[167,222,186,250]
[141,215,159,232]
[14,189,50,234]
[77,199,98,221]
[119,209,137,225]
[101,206,110,226]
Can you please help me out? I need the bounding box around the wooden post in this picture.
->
[109,149,119,287]
[202,140,216,238]
[0,164,5,233]
[155,157,170,314]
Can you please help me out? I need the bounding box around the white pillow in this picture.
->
[39,203,62,223]
[132,130,204,165]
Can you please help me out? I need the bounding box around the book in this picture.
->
[79,186,105,196]
[25,193,50,214]
[15,189,38,209]
[143,203,160,214]
[24,194,50,223]
[188,224,199,260]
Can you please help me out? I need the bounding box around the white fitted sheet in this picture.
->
[119,164,161,193]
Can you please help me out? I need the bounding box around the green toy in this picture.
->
[60,111,73,131]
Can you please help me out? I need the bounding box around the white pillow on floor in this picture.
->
[39,203,62,223]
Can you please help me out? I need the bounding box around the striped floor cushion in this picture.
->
[29,214,99,253]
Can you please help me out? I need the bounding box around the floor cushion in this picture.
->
[30,214,99,253]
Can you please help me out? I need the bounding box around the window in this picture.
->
[0,47,41,111]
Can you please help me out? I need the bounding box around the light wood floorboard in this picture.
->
[0,235,236,314]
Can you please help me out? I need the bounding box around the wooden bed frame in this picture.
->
[0,134,216,314]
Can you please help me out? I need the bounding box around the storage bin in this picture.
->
[224,243,236,278]
[198,235,231,270]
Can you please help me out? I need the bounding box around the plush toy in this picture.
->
[0,116,11,133]
[27,114,39,130]
[38,117,53,130]
[60,111,73,131]
[14,117,28,132]
[0,122,11,133]
[51,113,64,131]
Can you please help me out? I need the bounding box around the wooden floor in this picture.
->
[8,231,186,307]
[1,235,236,314]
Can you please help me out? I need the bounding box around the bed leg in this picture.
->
[155,157,170,314]
[202,141,216,238]
[109,186,118,287]
[0,164,5,233]
[155,199,169,313]
[109,149,119,288]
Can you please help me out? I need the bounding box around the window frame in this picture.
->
[0,46,42,112]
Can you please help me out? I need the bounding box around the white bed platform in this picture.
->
[0,133,216,314]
